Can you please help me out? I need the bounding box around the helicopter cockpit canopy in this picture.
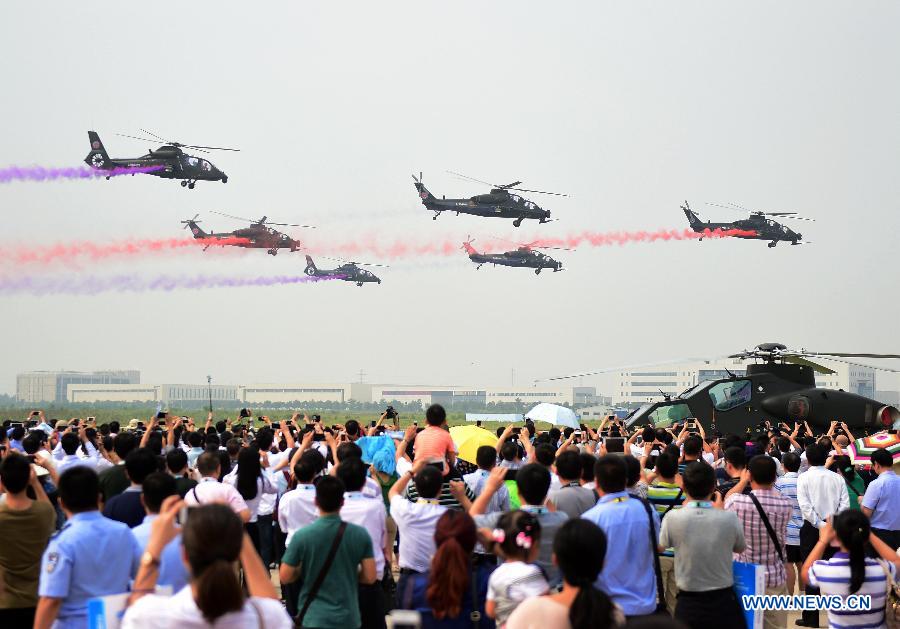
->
[627,402,693,428]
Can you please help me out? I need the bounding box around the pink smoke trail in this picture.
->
[0,237,252,267]
[0,227,756,271]
[0,164,165,184]
[0,273,340,296]
[304,227,758,258]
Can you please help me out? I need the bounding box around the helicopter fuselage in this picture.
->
[304,260,381,286]
[684,208,802,246]
[86,146,227,183]
[415,182,551,226]
[467,248,563,273]
[625,362,899,434]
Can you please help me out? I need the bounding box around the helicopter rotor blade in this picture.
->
[801,356,900,374]
[320,255,389,267]
[116,133,164,144]
[706,202,747,214]
[210,210,256,223]
[775,215,815,222]
[182,145,241,152]
[537,355,731,382]
[266,222,316,229]
[782,355,835,375]
[507,187,569,197]
[801,351,900,360]
[139,129,170,142]
[446,171,495,187]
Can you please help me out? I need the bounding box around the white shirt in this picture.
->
[389,495,447,573]
[340,491,387,575]
[122,586,292,629]
[223,469,277,522]
[56,453,97,474]
[277,484,318,546]
[796,465,850,528]
[184,476,249,517]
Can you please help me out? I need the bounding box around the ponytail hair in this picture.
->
[181,504,245,622]
[833,509,871,595]
[194,558,243,622]
[553,519,617,629]
[427,510,476,620]
[570,579,615,629]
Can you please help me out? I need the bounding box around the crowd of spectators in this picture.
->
[0,408,898,629]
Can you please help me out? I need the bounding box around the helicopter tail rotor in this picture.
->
[180,213,201,229]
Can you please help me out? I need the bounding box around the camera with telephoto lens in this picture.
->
[385,406,398,420]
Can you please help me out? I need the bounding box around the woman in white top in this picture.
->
[506,519,623,629]
[802,509,900,629]
[123,500,292,628]
[224,446,277,552]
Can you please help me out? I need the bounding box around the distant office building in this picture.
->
[239,383,371,405]
[614,358,879,405]
[67,383,239,407]
[49,377,599,409]
[17,370,140,404]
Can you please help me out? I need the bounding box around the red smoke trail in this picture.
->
[0,237,251,267]
[525,227,757,250]
[0,227,755,271]
[305,227,757,258]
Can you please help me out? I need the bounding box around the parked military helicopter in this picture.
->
[682,201,812,248]
[304,256,384,286]
[461,237,566,274]
[413,172,566,227]
[545,343,900,434]
[182,212,313,255]
[84,130,237,188]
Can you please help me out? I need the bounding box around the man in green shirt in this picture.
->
[280,476,376,629]
[0,453,56,628]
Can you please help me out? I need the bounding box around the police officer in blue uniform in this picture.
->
[34,466,142,629]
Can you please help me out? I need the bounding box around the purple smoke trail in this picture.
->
[0,165,165,184]
[0,273,341,296]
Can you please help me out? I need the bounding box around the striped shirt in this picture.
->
[774,472,802,546]
[807,552,897,629]
[647,481,683,557]
[725,488,792,588]
[407,479,475,511]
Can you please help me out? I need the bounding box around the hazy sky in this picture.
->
[2,2,899,395]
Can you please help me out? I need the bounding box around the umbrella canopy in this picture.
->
[450,425,498,464]
[847,432,900,465]
[524,403,580,429]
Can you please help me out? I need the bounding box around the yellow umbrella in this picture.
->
[450,425,498,464]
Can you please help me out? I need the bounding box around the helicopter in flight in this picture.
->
[182,212,314,256]
[413,171,567,227]
[304,256,384,286]
[682,201,812,248]
[84,130,237,189]
[545,343,900,435]
[461,237,566,274]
